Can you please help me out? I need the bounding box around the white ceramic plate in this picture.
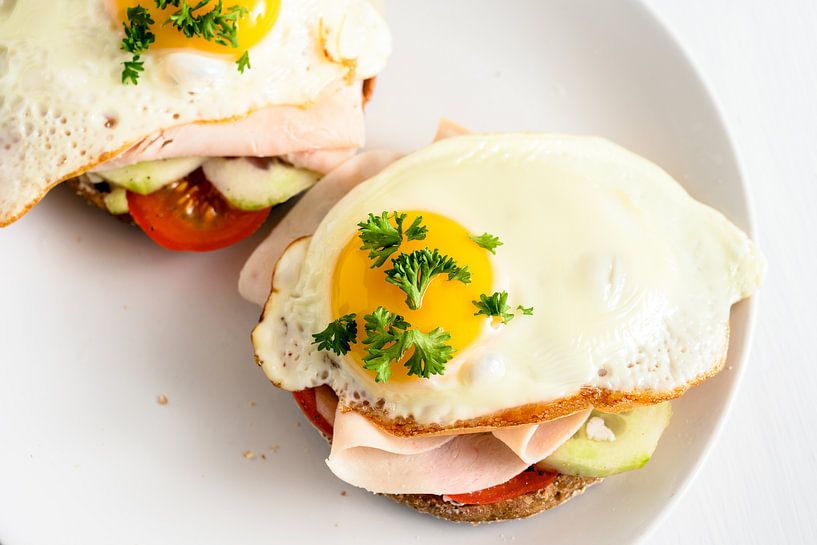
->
[0,2,757,544]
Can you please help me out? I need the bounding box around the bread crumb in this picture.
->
[249,401,256,407]
[243,450,254,460]
[269,444,280,453]
[260,453,267,460]
[296,421,301,427]
[157,395,168,405]
[340,490,347,496]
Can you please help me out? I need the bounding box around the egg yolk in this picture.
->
[332,211,494,383]
[114,0,280,56]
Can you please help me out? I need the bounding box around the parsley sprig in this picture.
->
[311,307,456,383]
[120,1,251,85]
[469,232,503,254]
[385,248,471,310]
[312,314,358,356]
[357,212,428,268]
[361,307,455,382]
[472,291,534,324]
[121,7,156,85]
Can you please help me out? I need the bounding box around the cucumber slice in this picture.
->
[95,157,205,195]
[103,187,129,215]
[537,402,672,477]
[202,158,320,211]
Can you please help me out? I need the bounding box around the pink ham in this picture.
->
[326,404,590,495]
[102,81,366,172]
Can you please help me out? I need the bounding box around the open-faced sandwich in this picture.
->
[0,0,390,251]
[246,126,765,523]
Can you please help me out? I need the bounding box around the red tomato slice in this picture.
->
[446,469,558,505]
[292,389,334,438]
[126,169,271,252]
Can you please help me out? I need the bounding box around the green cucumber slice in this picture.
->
[95,157,205,195]
[537,402,672,477]
[202,158,320,211]
[103,187,129,215]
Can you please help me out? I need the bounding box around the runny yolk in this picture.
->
[331,211,494,383]
[113,0,280,56]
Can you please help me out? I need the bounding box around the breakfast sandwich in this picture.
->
[247,126,765,522]
[0,0,390,251]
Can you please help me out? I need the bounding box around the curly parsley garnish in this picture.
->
[311,314,358,356]
[385,248,471,310]
[120,1,251,85]
[120,7,156,85]
[469,232,503,254]
[472,291,533,324]
[361,307,455,382]
[357,211,428,268]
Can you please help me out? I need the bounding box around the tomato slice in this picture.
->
[126,169,271,252]
[292,388,334,438]
[446,469,558,505]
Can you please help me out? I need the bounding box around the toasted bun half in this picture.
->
[385,474,600,524]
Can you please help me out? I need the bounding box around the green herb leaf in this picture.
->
[357,211,428,268]
[517,305,534,316]
[403,215,428,242]
[385,248,470,310]
[121,55,146,85]
[361,307,410,382]
[120,6,156,84]
[361,307,454,382]
[236,50,251,73]
[402,328,455,379]
[472,291,515,323]
[472,292,534,323]
[312,314,358,356]
[469,232,503,254]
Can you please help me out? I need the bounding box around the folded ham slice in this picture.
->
[326,394,590,495]
[101,81,366,172]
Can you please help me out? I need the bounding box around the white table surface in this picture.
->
[642,1,816,544]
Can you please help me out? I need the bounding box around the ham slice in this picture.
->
[102,82,366,172]
[327,403,590,495]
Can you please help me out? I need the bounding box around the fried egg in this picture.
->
[0,0,390,225]
[252,134,765,425]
